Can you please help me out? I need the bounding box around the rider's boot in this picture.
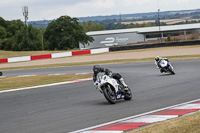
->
[119,78,128,88]
[160,69,164,73]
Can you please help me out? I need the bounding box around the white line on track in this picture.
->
[0,77,92,94]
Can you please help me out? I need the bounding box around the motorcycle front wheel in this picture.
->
[0,72,2,76]
[168,67,175,75]
[124,87,132,100]
[103,86,116,104]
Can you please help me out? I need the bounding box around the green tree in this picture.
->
[44,16,94,50]
[82,20,104,32]
[0,18,43,51]
[167,35,171,42]
[0,17,7,28]
[6,20,24,37]
[0,26,7,39]
[127,23,134,28]
[114,23,127,29]
[0,26,7,48]
[12,25,42,51]
[134,23,140,28]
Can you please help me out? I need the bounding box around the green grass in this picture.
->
[0,73,92,91]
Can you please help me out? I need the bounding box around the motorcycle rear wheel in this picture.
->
[103,87,116,104]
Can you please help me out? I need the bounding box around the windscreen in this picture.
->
[97,72,105,83]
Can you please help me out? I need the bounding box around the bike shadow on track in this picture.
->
[90,98,133,105]
[158,73,175,76]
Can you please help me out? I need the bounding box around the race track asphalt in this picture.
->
[0,59,200,133]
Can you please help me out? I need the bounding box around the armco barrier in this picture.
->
[109,40,200,51]
[51,52,72,58]
[8,56,31,63]
[72,50,91,56]
[0,58,8,63]
[0,48,110,64]
[31,54,52,60]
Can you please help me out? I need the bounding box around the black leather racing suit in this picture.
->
[93,67,122,83]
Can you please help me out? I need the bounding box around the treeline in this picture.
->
[1,14,199,51]
[90,19,167,30]
[173,20,200,25]
[78,9,200,23]
[0,18,43,51]
[0,16,93,51]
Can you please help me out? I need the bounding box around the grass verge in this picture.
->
[127,111,200,133]
[1,54,200,71]
[0,73,92,91]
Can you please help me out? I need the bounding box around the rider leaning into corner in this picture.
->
[155,56,170,73]
[93,65,128,89]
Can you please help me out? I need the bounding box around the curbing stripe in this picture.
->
[148,109,199,115]
[70,99,200,133]
[81,131,123,133]
[172,104,200,109]
[91,122,151,131]
[123,115,178,123]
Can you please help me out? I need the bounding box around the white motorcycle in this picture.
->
[95,72,132,104]
[158,59,175,75]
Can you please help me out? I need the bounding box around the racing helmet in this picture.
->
[155,56,160,61]
[93,65,101,74]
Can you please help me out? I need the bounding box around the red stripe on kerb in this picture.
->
[149,109,199,115]
[91,122,150,131]
[0,58,8,63]
[191,101,200,104]
[72,50,91,56]
[31,54,52,60]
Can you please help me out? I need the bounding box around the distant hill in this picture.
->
[28,20,54,28]
[78,9,200,22]
[28,8,200,28]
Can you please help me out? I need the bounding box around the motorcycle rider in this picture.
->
[155,56,169,73]
[93,64,128,89]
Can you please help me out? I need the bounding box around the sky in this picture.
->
[0,0,200,21]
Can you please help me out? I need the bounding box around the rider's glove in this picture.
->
[109,72,112,77]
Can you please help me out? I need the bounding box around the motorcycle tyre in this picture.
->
[103,87,116,104]
[0,72,2,76]
[168,67,175,75]
[124,87,132,101]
